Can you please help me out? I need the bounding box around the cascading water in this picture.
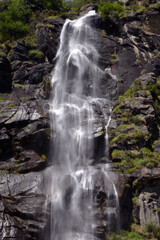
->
[49,11,120,240]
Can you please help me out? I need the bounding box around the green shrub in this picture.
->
[111,149,127,160]
[107,230,150,240]
[23,35,37,48]
[145,223,160,239]
[0,0,31,41]
[0,20,29,41]
[29,50,44,60]
[98,1,124,20]
[122,230,149,240]
[42,0,64,11]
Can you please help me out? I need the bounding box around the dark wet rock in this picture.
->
[36,18,64,63]
[12,61,33,84]
[11,60,23,72]
[28,63,53,84]
[0,77,50,174]
[12,61,53,85]
[0,150,46,174]
[9,41,29,62]
[0,168,52,239]
[0,56,12,93]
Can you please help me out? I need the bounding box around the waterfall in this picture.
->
[49,11,120,240]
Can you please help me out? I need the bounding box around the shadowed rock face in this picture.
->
[0,56,12,93]
[0,2,160,239]
[36,18,64,63]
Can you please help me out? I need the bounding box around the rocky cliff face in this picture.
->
[0,2,160,239]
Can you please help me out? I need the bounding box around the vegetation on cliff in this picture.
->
[109,75,160,173]
[0,0,159,43]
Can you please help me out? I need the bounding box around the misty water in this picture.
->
[49,11,120,240]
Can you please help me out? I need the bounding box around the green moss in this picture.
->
[110,73,160,174]
[21,97,28,100]
[111,149,127,160]
[111,127,147,145]
[41,154,47,161]
[156,207,160,212]
[44,16,58,21]
[147,82,160,97]
[125,183,130,188]
[0,51,6,58]
[131,116,144,125]
[153,51,160,59]
[132,196,139,205]
[12,83,27,90]
[112,103,123,114]
[124,78,143,98]
[0,169,9,174]
[134,58,141,65]
[29,50,44,60]
[7,103,16,107]
[148,2,160,10]
[116,117,128,123]
[112,145,159,173]
[23,35,37,48]
[111,53,118,63]
[0,96,5,101]
[36,23,55,29]
[101,29,107,36]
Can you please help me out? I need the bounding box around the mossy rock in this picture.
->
[0,52,6,58]
[29,50,45,62]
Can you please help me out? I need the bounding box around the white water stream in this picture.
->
[49,11,120,240]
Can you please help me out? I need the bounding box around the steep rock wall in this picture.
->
[0,2,160,239]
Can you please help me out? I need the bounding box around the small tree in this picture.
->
[0,0,31,41]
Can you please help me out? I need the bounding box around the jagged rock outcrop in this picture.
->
[36,18,64,63]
